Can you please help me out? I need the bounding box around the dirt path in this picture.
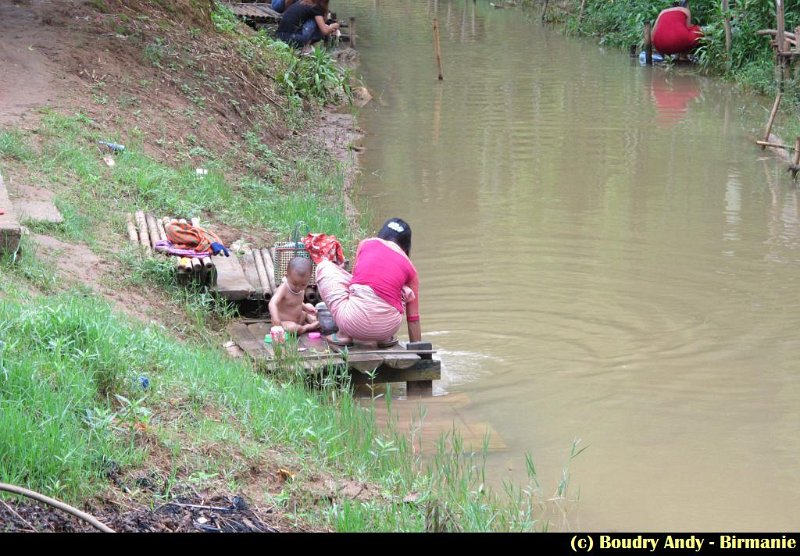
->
[0,1,73,126]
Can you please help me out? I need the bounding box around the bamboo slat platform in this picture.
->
[124,212,290,301]
[228,320,441,394]
[226,3,282,21]
[126,213,220,287]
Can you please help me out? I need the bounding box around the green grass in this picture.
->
[0,236,58,294]
[0,283,577,530]
[1,110,356,253]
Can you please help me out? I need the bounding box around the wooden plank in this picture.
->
[350,359,441,385]
[145,213,160,249]
[240,251,263,294]
[0,172,21,256]
[261,249,278,294]
[213,253,255,300]
[134,210,151,253]
[253,248,272,295]
[246,322,271,346]
[156,217,167,242]
[126,213,138,244]
[228,3,281,19]
[342,351,421,371]
[228,322,269,359]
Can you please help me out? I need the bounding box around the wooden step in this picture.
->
[213,253,255,300]
[0,173,22,256]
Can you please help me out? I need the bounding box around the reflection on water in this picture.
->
[649,71,701,128]
[337,0,800,530]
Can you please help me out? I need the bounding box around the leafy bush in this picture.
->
[277,45,352,105]
[211,2,240,34]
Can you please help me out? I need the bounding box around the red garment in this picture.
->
[652,7,702,55]
[650,73,701,128]
[165,221,221,254]
[303,233,345,265]
[351,238,419,321]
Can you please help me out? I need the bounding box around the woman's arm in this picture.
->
[405,270,421,342]
[314,14,340,37]
[407,320,422,343]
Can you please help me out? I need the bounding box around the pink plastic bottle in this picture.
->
[270,326,286,344]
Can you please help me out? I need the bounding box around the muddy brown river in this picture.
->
[338,0,800,530]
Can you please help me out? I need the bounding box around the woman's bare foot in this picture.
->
[328,333,353,347]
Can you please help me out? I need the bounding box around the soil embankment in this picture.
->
[0,0,368,532]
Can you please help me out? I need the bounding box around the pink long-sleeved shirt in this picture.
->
[351,238,420,322]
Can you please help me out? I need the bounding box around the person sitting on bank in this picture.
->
[271,0,296,13]
[652,1,703,56]
[276,0,341,52]
[271,0,295,13]
[269,257,320,335]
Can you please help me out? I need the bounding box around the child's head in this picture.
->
[286,256,312,293]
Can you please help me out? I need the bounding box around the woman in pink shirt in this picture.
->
[315,218,421,347]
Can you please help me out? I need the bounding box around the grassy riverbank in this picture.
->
[0,0,570,531]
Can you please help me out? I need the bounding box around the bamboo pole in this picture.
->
[191,257,202,274]
[201,256,213,269]
[145,213,160,249]
[126,213,138,244]
[262,248,278,293]
[253,248,271,295]
[190,217,200,227]
[644,22,653,65]
[791,136,800,179]
[0,483,114,533]
[349,17,356,47]
[156,217,167,241]
[761,92,783,148]
[134,211,151,253]
[756,140,795,150]
[722,0,732,57]
[795,27,800,80]
[776,0,788,83]
[757,29,797,41]
[432,18,444,80]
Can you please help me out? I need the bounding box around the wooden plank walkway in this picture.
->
[227,3,282,21]
[228,320,441,393]
[212,251,254,301]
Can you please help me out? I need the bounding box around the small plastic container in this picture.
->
[308,332,321,340]
[270,326,286,344]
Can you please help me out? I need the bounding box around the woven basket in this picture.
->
[274,241,316,286]
[274,222,316,286]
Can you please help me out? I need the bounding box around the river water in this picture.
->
[337,0,800,530]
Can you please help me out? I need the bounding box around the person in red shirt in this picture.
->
[315,218,422,347]
[652,1,703,56]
